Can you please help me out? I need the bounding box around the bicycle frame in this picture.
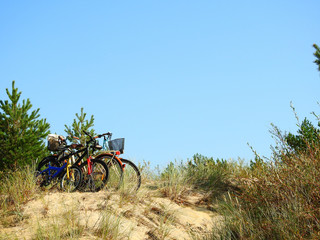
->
[36,161,69,187]
[87,156,94,174]
[38,161,68,180]
[62,137,101,177]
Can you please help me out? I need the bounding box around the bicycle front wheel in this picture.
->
[97,155,124,191]
[60,166,82,192]
[120,159,141,193]
[80,159,109,192]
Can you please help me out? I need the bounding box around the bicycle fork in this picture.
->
[66,159,75,181]
[87,156,93,174]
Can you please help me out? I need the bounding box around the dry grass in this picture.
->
[158,161,191,202]
[0,165,39,228]
[93,211,128,240]
[34,204,85,240]
[215,142,320,239]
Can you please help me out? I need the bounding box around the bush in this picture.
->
[158,154,238,202]
[186,154,240,199]
[216,129,320,239]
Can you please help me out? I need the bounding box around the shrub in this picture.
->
[216,127,320,239]
[158,155,238,202]
[186,154,239,200]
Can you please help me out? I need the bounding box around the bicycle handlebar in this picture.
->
[94,132,112,139]
[83,131,113,147]
[58,131,112,153]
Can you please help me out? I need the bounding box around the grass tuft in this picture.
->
[94,211,128,240]
[0,165,38,227]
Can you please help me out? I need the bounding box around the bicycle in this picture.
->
[95,133,141,193]
[78,131,110,192]
[36,132,109,192]
[36,137,83,192]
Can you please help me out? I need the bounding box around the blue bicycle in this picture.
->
[35,152,83,192]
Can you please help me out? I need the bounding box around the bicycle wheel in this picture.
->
[98,155,124,191]
[60,165,82,192]
[37,156,60,171]
[120,159,141,193]
[35,156,60,189]
[80,159,109,192]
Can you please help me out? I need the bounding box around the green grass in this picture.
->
[157,155,241,203]
[0,165,39,227]
[158,160,190,201]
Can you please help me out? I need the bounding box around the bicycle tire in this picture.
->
[120,159,141,193]
[60,165,83,192]
[79,159,109,192]
[97,155,124,191]
[35,156,60,189]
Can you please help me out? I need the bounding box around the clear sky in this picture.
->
[1,0,320,168]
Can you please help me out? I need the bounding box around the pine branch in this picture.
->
[313,43,320,72]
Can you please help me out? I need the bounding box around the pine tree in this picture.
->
[0,81,50,169]
[283,44,320,155]
[285,118,320,154]
[313,43,320,71]
[64,107,95,145]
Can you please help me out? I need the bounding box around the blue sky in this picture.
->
[1,1,320,168]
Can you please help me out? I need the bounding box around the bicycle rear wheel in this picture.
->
[60,166,82,192]
[80,159,109,192]
[35,156,60,189]
[120,159,141,193]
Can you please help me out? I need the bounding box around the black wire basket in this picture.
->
[108,138,125,154]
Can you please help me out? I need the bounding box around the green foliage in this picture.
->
[159,160,190,201]
[186,154,237,199]
[187,154,229,188]
[159,154,237,202]
[64,107,95,144]
[249,155,266,173]
[278,102,320,157]
[161,160,185,180]
[285,118,320,154]
[313,43,320,71]
[0,81,50,169]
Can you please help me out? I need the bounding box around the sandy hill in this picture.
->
[0,186,223,240]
